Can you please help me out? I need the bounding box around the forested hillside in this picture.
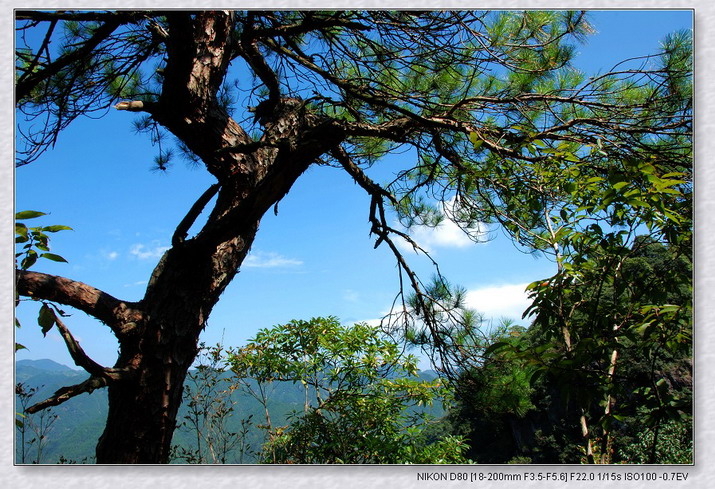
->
[16,356,445,464]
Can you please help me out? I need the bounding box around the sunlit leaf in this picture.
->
[15,210,46,220]
[39,252,69,263]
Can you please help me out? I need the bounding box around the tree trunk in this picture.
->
[93,14,346,461]
[93,117,335,462]
[95,224,256,462]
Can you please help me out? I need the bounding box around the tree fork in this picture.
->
[94,100,338,462]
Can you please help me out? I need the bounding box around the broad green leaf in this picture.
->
[484,341,510,356]
[661,172,688,179]
[468,132,484,151]
[41,225,73,233]
[657,187,683,195]
[40,252,69,263]
[563,182,577,194]
[627,198,649,207]
[15,210,46,220]
[639,163,657,174]
[21,251,38,270]
[38,303,56,336]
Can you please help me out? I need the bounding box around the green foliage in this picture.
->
[525,237,691,455]
[228,317,470,464]
[453,82,693,461]
[15,211,73,351]
[16,13,164,165]
[618,417,692,464]
[15,211,72,270]
[441,325,544,463]
[443,238,692,464]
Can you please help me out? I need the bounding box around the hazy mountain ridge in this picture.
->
[16,360,442,464]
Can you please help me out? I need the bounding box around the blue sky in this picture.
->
[14,10,694,370]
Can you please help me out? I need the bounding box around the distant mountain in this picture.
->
[17,359,77,372]
[419,369,439,380]
[16,360,106,463]
[16,359,445,464]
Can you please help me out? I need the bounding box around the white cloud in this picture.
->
[129,242,169,260]
[105,251,119,261]
[402,219,477,252]
[464,283,533,323]
[243,251,303,269]
[395,198,488,253]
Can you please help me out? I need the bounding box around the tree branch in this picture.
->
[332,146,398,207]
[331,146,435,313]
[16,16,125,103]
[332,145,464,371]
[17,19,57,85]
[114,100,158,114]
[22,308,134,415]
[250,11,372,40]
[50,309,111,377]
[16,270,143,339]
[239,13,281,105]
[25,376,110,414]
[263,37,445,128]
[172,183,221,246]
[161,11,235,107]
